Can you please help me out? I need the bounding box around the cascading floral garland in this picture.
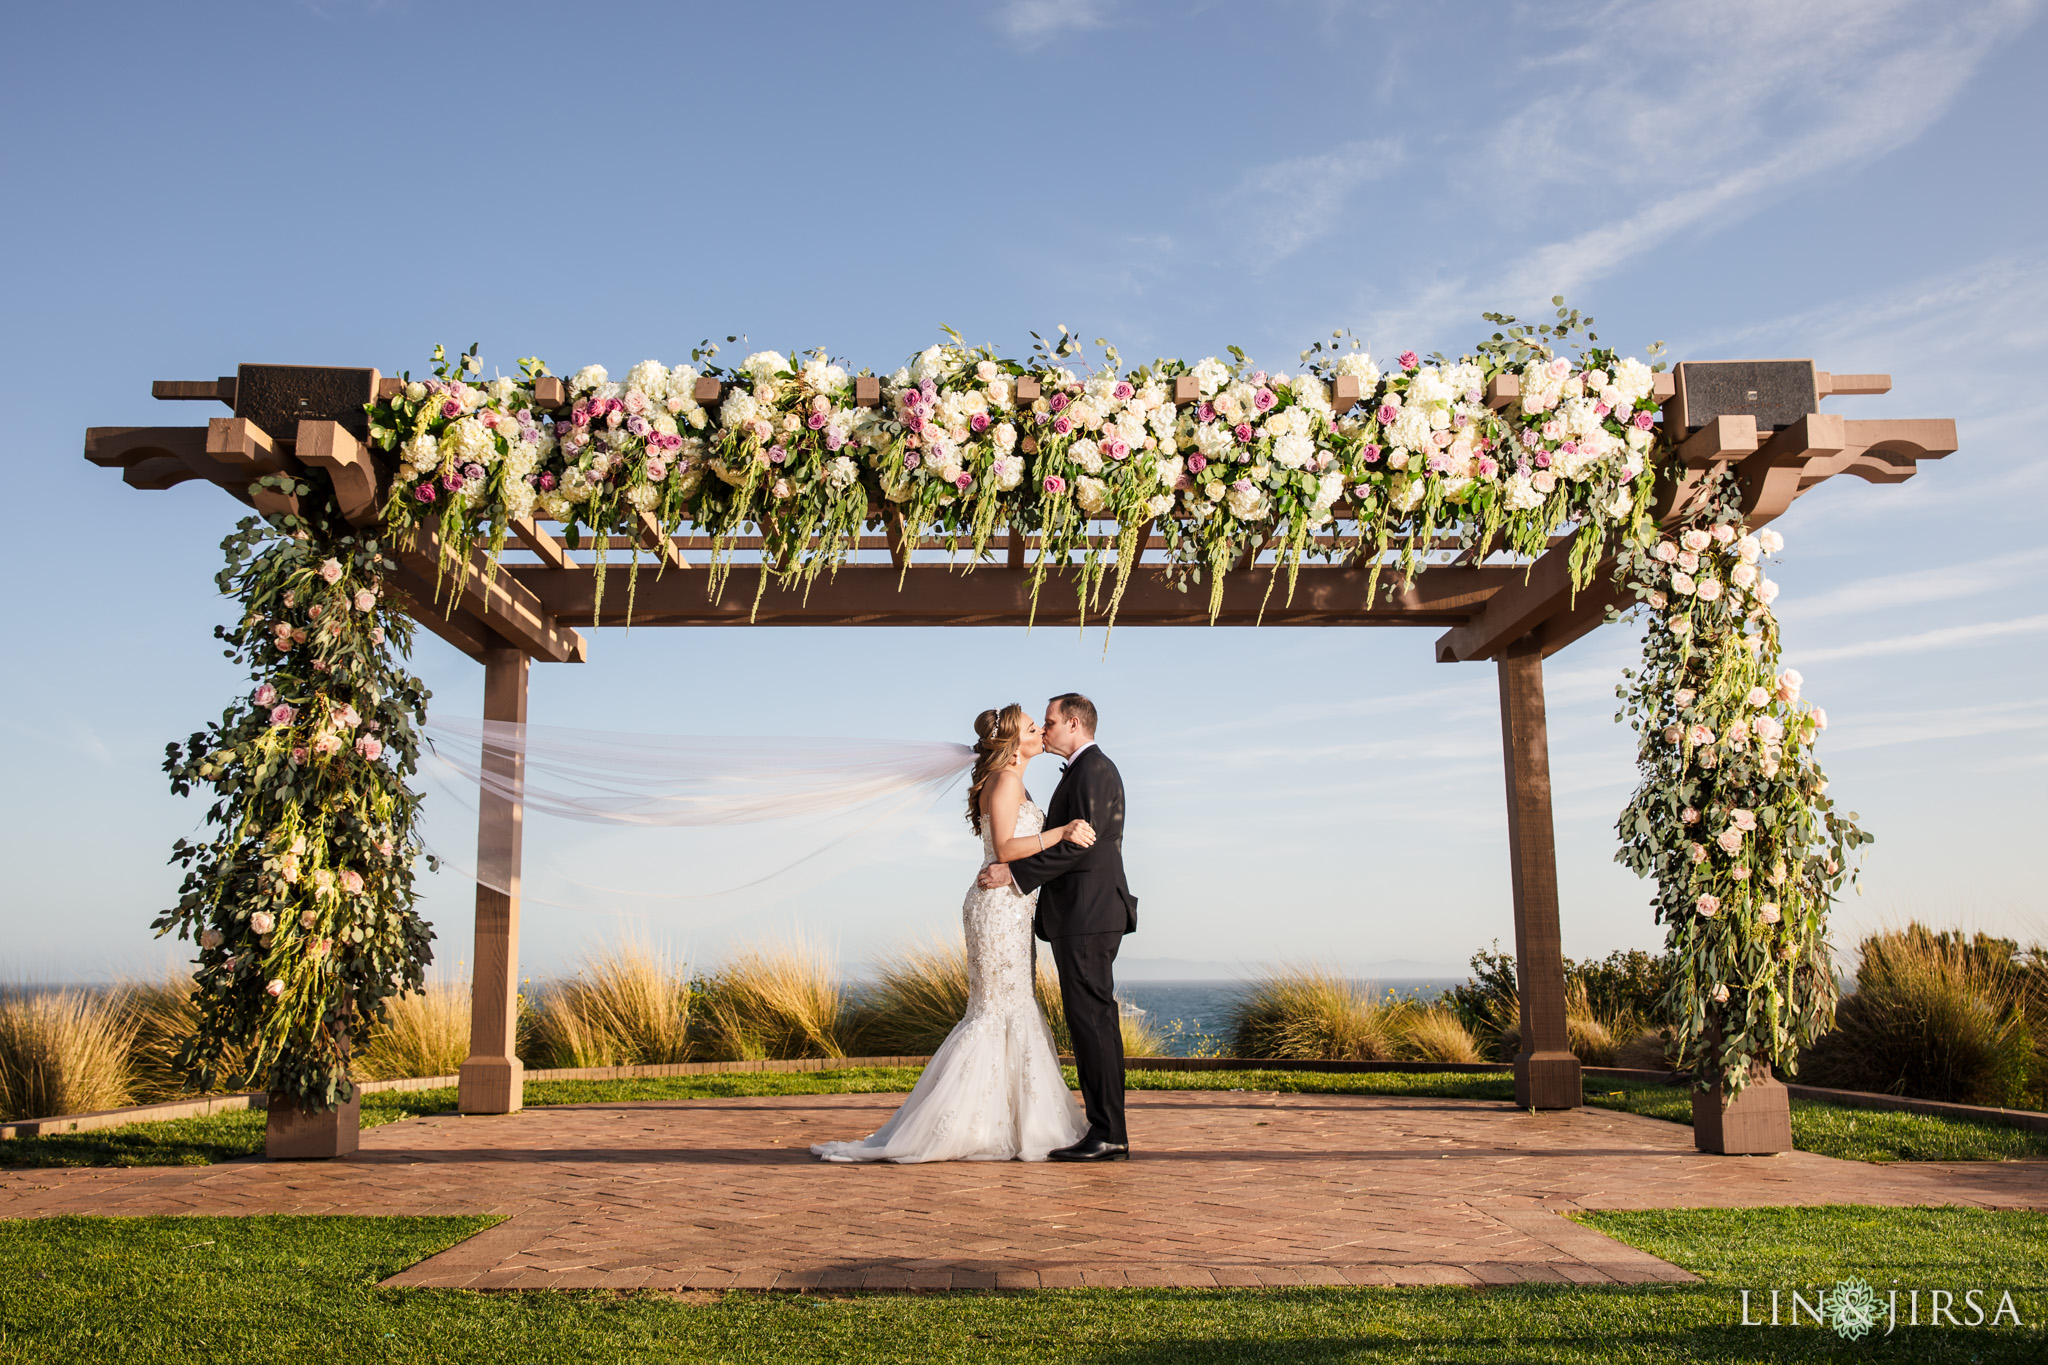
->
[1614,468,1868,1092]
[157,305,1861,1110]
[157,475,435,1109]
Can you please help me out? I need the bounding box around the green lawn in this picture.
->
[1582,1081,2048,1163]
[4,1067,2042,1169]
[1,1208,2042,1363]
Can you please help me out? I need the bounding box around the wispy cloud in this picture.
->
[1789,613,2048,665]
[991,0,1112,45]
[1368,0,2038,337]
[1227,139,1402,260]
[1828,698,2048,751]
[1779,547,2048,621]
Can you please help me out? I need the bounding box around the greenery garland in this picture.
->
[153,306,1865,1111]
[157,473,435,1110]
[1614,468,1869,1093]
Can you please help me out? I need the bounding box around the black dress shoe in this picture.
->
[1049,1138,1129,1162]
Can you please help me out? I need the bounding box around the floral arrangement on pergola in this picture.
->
[90,302,1951,1158]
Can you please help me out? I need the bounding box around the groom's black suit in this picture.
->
[1009,744,1136,1146]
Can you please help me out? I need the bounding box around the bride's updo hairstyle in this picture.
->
[966,703,1028,834]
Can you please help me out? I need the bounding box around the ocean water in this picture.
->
[1116,978,1464,1057]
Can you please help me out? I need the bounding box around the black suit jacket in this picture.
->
[1010,745,1138,940]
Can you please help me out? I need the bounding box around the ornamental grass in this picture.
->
[0,987,136,1122]
[526,943,693,1069]
[845,936,1166,1058]
[1226,967,1403,1062]
[113,971,249,1103]
[355,975,471,1081]
[1802,926,2041,1108]
[689,937,846,1062]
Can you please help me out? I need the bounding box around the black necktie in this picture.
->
[1060,762,1069,773]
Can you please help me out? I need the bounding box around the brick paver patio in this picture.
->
[5,1090,2044,1290]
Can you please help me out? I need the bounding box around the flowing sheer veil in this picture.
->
[415,717,975,917]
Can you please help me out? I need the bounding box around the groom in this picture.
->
[978,692,1137,1161]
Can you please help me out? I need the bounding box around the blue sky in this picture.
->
[4,0,2042,983]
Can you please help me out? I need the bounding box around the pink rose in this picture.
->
[1688,842,1707,863]
[333,704,360,729]
[1681,529,1711,553]
[249,911,275,935]
[270,704,296,726]
[1730,808,1756,832]
[307,938,331,958]
[198,927,223,950]
[339,869,364,895]
[1695,578,1723,602]
[355,589,377,611]
[1688,724,1714,746]
[355,736,383,761]
[377,838,395,858]
[290,746,308,765]
[1673,688,1696,707]
[1681,807,1699,824]
[253,683,277,707]
[1042,475,1066,494]
[1711,524,1736,544]
[1731,866,1751,881]
[1810,708,1827,731]
[1776,669,1803,702]
[300,909,317,929]
[318,559,344,584]
[1746,686,1770,707]
[1716,828,1744,854]
[1697,894,1720,917]
[266,978,285,998]
[1253,388,1277,412]
[1546,357,1570,379]
[1759,902,1781,924]
[1399,351,1420,370]
[1711,982,1730,1003]
[369,626,385,646]
[1670,572,1696,596]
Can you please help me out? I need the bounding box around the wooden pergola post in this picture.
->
[458,642,529,1115]
[1497,638,1582,1110]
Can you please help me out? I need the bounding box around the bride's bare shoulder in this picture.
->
[980,768,1025,809]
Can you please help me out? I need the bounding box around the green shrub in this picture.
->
[1802,926,2037,1107]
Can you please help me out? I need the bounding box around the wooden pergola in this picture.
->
[88,359,1956,1118]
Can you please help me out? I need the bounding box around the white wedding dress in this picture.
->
[811,798,1087,1163]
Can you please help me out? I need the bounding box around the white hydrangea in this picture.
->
[1612,356,1655,406]
[625,483,659,511]
[625,360,669,396]
[1226,483,1267,520]
[488,376,518,405]
[1194,422,1235,459]
[1148,405,1177,440]
[1389,405,1434,451]
[1069,438,1105,474]
[400,430,439,475]
[909,345,951,386]
[1114,413,1148,447]
[1504,473,1544,511]
[1271,431,1315,469]
[1393,476,1426,511]
[569,365,608,395]
[1154,455,1184,488]
[801,353,849,395]
[1190,357,1231,396]
[1333,352,1379,386]
[743,351,788,383]
[993,454,1024,489]
[1292,374,1330,413]
[1408,367,1455,407]
[720,389,759,428]
[1074,476,1110,514]
[445,417,495,463]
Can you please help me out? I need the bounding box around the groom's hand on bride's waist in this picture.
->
[977,863,1014,890]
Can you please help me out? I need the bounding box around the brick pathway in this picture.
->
[5,1091,2044,1291]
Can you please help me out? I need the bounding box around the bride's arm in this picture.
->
[986,774,1090,863]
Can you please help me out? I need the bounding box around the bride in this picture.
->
[811,704,1094,1163]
